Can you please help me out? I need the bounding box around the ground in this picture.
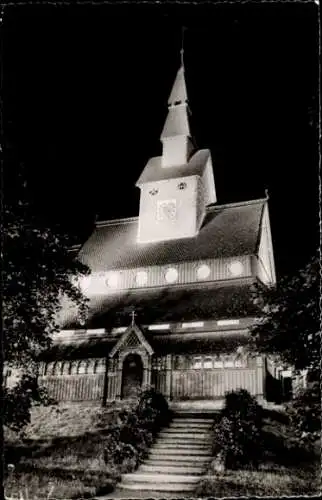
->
[4,401,321,499]
[4,403,123,500]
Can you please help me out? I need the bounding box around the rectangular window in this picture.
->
[192,357,202,369]
[235,358,247,368]
[148,324,170,331]
[214,359,224,368]
[182,321,204,328]
[217,319,240,326]
[204,357,213,369]
[224,358,235,368]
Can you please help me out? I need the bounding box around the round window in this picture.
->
[228,260,244,277]
[106,272,119,288]
[80,276,91,292]
[135,271,148,286]
[165,267,179,283]
[197,264,211,280]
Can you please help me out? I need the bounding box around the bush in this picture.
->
[213,389,263,469]
[286,381,321,448]
[104,388,169,471]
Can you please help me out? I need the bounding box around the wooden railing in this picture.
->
[39,374,105,402]
[171,368,258,400]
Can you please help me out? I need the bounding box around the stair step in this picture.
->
[121,473,200,484]
[170,420,213,425]
[149,448,212,456]
[156,437,212,444]
[159,432,210,439]
[151,449,211,456]
[139,464,204,475]
[172,411,219,417]
[172,418,214,424]
[163,427,209,433]
[118,482,197,492]
[153,442,212,449]
[145,458,209,467]
[168,426,212,432]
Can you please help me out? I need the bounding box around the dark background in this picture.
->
[2,3,319,278]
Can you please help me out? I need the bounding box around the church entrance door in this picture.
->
[121,353,144,399]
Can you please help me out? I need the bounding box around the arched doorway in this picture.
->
[121,353,144,399]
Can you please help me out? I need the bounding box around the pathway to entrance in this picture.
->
[97,413,215,498]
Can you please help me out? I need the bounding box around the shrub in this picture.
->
[103,388,169,471]
[286,381,321,449]
[137,387,170,432]
[213,389,263,469]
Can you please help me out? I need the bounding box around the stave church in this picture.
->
[38,53,277,407]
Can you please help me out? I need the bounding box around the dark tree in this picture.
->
[249,253,320,379]
[248,254,320,445]
[2,150,90,431]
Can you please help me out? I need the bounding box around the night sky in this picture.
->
[3,3,319,279]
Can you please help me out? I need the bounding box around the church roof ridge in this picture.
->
[207,197,267,212]
[94,197,267,229]
[95,215,138,228]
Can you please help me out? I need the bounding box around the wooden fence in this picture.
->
[171,368,259,400]
[39,374,105,402]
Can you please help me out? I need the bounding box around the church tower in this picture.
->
[136,55,216,244]
[160,64,194,167]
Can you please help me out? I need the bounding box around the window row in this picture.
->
[105,260,245,289]
[41,359,106,376]
[173,354,249,370]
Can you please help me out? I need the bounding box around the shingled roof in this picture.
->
[63,278,259,329]
[41,328,250,360]
[77,199,266,272]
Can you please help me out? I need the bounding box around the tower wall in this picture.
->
[161,136,194,167]
[137,176,199,243]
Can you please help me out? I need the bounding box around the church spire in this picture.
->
[166,64,187,107]
[160,32,194,167]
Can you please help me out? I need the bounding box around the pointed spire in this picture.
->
[160,31,194,167]
[167,65,188,107]
[160,64,191,140]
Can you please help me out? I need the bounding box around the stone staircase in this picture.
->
[118,414,214,493]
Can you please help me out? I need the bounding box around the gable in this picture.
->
[109,324,154,358]
[256,203,276,284]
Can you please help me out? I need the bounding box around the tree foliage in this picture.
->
[3,161,90,430]
[249,253,320,377]
[103,388,169,471]
[286,380,321,446]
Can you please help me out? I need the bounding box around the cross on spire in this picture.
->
[130,309,137,326]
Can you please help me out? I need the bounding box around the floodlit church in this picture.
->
[38,56,277,405]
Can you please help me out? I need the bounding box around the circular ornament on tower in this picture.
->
[165,267,179,284]
[177,182,187,190]
[228,260,244,277]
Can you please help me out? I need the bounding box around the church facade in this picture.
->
[38,59,276,405]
